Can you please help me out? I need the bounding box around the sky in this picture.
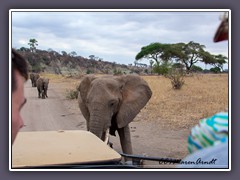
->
[11,10,229,69]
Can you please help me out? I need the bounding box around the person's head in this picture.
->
[214,12,229,42]
[12,49,28,144]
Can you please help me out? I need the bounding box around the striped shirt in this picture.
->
[188,112,228,153]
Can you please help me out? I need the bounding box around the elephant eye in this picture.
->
[109,99,118,107]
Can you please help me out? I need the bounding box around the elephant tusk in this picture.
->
[104,128,110,144]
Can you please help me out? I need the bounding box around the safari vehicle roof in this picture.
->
[12,130,121,169]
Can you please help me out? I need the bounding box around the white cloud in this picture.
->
[11,10,229,66]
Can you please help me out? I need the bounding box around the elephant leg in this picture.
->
[42,91,45,99]
[38,89,41,98]
[117,125,133,161]
[45,90,48,98]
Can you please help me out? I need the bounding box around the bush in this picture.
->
[191,65,203,72]
[210,67,221,73]
[113,69,123,75]
[167,68,185,90]
[86,69,92,74]
[153,62,170,76]
[31,63,42,73]
[66,89,78,99]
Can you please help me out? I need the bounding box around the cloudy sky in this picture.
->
[11,10,229,69]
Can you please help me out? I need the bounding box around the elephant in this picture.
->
[29,73,40,87]
[77,74,152,159]
[36,77,49,99]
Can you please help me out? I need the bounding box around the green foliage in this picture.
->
[113,69,123,75]
[170,41,207,71]
[152,62,161,75]
[212,54,228,71]
[210,67,221,73]
[191,65,203,72]
[69,51,77,57]
[135,42,171,63]
[89,55,95,60]
[135,41,227,73]
[19,47,29,52]
[61,51,67,56]
[31,63,42,73]
[144,69,149,74]
[86,69,92,74]
[153,62,170,76]
[172,63,185,69]
[28,38,38,52]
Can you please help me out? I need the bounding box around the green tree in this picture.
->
[28,38,38,53]
[136,41,227,73]
[210,67,221,73]
[191,65,203,72]
[172,62,185,70]
[61,51,67,56]
[89,55,95,60]
[135,42,171,65]
[212,54,228,72]
[69,51,77,57]
[169,41,209,72]
[149,60,154,74]
[153,61,171,75]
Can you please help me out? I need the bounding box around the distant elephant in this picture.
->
[36,77,49,99]
[77,75,152,157]
[29,73,40,87]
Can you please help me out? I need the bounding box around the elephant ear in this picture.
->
[77,75,96,122]
[116,75,152,128]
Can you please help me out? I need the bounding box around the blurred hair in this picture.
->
[12,48,28,92]
[214,12,229,42]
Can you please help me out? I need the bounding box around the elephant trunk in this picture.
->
[89,110,111,142]
[89,114,105,140]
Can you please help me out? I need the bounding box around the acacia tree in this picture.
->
[170,41,212,72]
[136,41,227,73]
[135,42,171,65]
[61,51,67,56]
[211,54,228,72]
[89,55,95,60]
[28,38,38,53]
[69,51,77,57]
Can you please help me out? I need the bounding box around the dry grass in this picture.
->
[140,74,228,130]
[44,73,229,130]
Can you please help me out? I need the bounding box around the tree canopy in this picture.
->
[28,38,38,53]
[135,43,171,64]
[135,41,227,72]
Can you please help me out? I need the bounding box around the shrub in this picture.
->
[113,69,123,75]
[191,65,203,73]
[66,89,78,99]
[167,68,185,90]
[210,67,221,73]
[153,62,170,76]
[86,69,92,74]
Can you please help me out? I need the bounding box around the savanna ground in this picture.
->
[21,73,228,168]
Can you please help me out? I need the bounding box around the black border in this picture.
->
[1,0,239,179]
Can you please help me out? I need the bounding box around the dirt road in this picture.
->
[21,80,86,132]
[21,79,189,168]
